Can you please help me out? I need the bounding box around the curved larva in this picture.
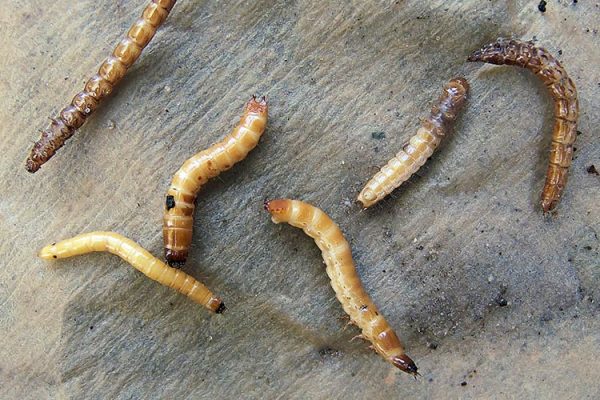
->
[264,199,418,375]
[25,0,178,173]
[467,38,579,213]
[39,231,225,313]
[163,96,268,266]
[358,78,469,208]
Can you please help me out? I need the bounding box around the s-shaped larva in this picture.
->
[163,96,268,266]
[467,38,579,213]
[39,231,225,313]
[358,78,469,208]
[265,199,418,375]
[25,0,177,173]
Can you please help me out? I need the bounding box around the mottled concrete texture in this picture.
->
[0,0,598,399]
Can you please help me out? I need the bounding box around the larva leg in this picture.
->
[39,231,224,313]
[163,96,268,266]
[25,0,178,173]
[467,38,579,213]
[358,78,469,208]
[265,199,418,376]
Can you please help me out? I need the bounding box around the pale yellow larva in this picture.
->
[39,231,224,313]
[265,199,418,375]
[358,78,469,208]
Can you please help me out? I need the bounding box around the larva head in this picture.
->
[448,77,470,99]
[38,243,61,260]
[541,196,559,214]
[264,199,291,223]
[467,39,512,65]
[390,354,419,376]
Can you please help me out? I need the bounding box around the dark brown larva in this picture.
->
[467,38,579,213]
[25,0,177,173]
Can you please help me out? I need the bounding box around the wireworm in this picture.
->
[39,231,224,313]
[265,199,418,375]
[26,0,177,173]
[358,78,469,208]
[467,38,579,213]
[163,96,268,266]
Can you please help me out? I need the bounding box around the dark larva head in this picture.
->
[165,249,187,267]
[390,354,419,376]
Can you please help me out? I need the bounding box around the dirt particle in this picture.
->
[538,0,547,12]
[461,381,468,387]
[371,131,386,140]
[586,165,599,175]
[318,347,341,358]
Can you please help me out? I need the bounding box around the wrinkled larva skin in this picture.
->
[39,231,224,313]
[265,199,418,376]
[163,97,268,266]
[467,38,579,213]
[358,77,469,208]
[26,0,178,173]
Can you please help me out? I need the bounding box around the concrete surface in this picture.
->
[0,0,598,399]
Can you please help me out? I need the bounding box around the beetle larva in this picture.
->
[265,199,418,375]
[163,96,268,266]
[358,78,469,208]
[467,38,579,213]
[25,0,177,173]
[39,231,225,313]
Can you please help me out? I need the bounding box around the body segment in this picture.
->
[39,231,224,313]
[358,78,469,208]
[265,199,417,375]
[164,96,268,266]
[467,38,579,212]
[26,0,178,173]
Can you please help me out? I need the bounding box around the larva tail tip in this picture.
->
[25,158,40,173]
[541,198,558,214]
[466,51,481,62]
[391,354,419,376]
[247,95,268,113]
[215,302,226,314]
[263,199,271,211]
[165,250,187,268]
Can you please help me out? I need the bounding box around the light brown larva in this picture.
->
[39,231,224,313]
[25,0,177,173]
[265,199,418,375]
[358,78,469,208]
[163,96,268,266]
[467,38,579,213]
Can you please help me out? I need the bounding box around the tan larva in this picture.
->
[163,96,268,266]
[467,38,579,213]
[358,78,469,208]
[25,0,177,173]
[265,199,418,375]
[39,231,225,313]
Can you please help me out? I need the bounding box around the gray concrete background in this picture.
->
[0,0,598,398]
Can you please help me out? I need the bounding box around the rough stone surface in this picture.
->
[1,1,599,399]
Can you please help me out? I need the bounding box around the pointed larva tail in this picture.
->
[391,354,419,376]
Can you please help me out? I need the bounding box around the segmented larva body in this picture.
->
[25,0,177,173]
[39,231,224,313]
[358,78,469,208]
[265,199,418,375]
[163,96,268,266]
[467,39,579,213]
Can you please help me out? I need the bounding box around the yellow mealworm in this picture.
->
[39,231,225,313]
[467,38,579,213]
[265,199,418,375]
[358,78,469,208]
[163,96,268,266]
[26,0,177,173]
